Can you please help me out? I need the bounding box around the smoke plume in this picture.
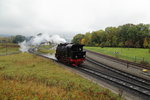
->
[19,33,66,52]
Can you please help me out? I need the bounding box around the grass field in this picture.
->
[0,53,121,100]
[85,47,150,63]
[0,43,20,55]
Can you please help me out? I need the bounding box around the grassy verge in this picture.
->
[85,47,150,64]
[37,48,55,54]
[39,45,53,49]
[0,53,121,100]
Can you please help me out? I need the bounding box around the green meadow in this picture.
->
[37,45,55,54]
[85,47,150,64]
[0,52,121,100]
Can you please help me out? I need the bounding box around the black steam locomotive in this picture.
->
[55,43,86,66]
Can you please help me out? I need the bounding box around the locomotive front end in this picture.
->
[69,44,86,66]
[55,43,86,66]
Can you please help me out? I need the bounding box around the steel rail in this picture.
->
[86,56,150,86]
[79,66,150,96]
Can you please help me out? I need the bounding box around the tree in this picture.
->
[112,36,118,46]
[118,42,124,47]
[105,41,111,47]
[72,34,84,44]
[80,38,85,45]
[105,27,119,47]
[136,24,150,47]
[125,40,134,47]
[118,24,131,43]
[84,32,92,46]
[71,23,150,48]
[100,42,105,48]
[12,35,26,43]
[148,43,150,53]
[143,38,148,48]
[135,41,141,48]
[91,31,100,46]
[91,30,106,46]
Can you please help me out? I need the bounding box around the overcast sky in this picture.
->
[0,0,150,36]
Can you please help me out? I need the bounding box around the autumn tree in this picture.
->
[72,34,84,44]
[80,38,85,45]
[143,38,148,48]
[72,23,150,48]
[84,32,92,46]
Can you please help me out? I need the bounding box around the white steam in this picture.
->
[19,41,30,52]
[19,33,66,52]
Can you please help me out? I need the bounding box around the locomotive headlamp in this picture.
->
[75,56,78,58]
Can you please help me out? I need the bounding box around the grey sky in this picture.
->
[0,0,150,36]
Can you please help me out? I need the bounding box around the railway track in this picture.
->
[86,57,150,86]
[29,48,150,99]
[79,67,150,95]
[81,57,150,99]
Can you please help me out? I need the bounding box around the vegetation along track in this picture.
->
[29,48,150,99]
[81,57,150,99]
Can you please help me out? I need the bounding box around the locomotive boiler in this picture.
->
[55,43,86,66]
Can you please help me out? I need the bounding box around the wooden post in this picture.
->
[143,57,144,62]
[118,89,123,97]
[5,42,7,55]
[127,62,129,68]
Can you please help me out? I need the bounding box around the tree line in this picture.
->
[0,35,26,43]
[72,23,150,48]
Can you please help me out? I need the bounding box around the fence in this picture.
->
[95,49,150,64]
[0,45,21,56]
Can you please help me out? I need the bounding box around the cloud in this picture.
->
[0,0,150,36]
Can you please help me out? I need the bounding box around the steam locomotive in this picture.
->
[55,43,86,66]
